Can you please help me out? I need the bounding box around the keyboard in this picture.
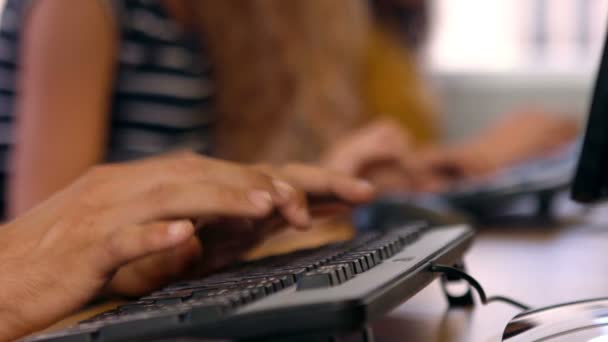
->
[26,221,473,342]
[441,141,580,222]
[355,142,580,229]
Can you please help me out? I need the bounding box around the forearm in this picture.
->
[0,269,52,342]
[465,111,579,168]
[0,308,33,342]
[8,148,100,217]
[0,258,29,341]
[0,222,98,341]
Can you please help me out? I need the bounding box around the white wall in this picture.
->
[430,72,593,142]
[425,0,606,141]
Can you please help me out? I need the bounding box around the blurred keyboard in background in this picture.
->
[357,141,581,227]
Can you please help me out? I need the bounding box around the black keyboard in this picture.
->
[443,141,579,217]
[26,222,473,342]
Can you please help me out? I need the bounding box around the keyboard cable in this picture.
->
[429,264,531,311]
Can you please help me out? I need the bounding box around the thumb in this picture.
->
[99,220,195,273]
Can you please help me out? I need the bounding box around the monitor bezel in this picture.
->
[572,28,608,203]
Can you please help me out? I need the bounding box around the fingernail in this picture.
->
[272,179,294,202]
[167,221,193,241]
[248,191,273,211]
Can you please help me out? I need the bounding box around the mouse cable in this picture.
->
[429,264,531,311]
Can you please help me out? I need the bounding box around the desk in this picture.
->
[372,223,608,342]
[51,221,608,341]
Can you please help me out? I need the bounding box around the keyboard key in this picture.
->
[153,298,182,305]
[325,263,354,281]
[272,274,295,287]
[317,265,348,283]
[189,298,233,321]
[100,315,180,341]
[340,253,374,272]
[117,304,159,314]
[140,289,193,301]
[359,249,382,264]
[297,269,342,290]
[334,257,365,274]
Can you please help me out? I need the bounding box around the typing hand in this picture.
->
[107,161,375,297]
[0,152,373,341]
[415,109,580,193]
[321,119,424,192]
[414,145,499,192]
[188,163,376,274]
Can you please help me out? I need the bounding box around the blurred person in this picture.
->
[326,0,581,192]
[0,152,375,341]
[363,0,439,145]
[202,0,579,193]
[196,0,372,163]
[197,0,429,193]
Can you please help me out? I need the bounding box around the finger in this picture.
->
[280,164,376,203]
[99,220,196,272]
[172,154,293,206]
[190,160,288,205]
[324,120,412,176]
[104,183,276,228]
[325,139,400,175]
[121,152,287,205]
[395,153,429,190]
[252,165,313,229]
[272,179,311,230]
[355,129,423,189]
[360,162,413,192]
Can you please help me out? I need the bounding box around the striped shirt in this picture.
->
[0,0,215,215]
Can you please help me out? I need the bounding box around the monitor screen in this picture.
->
[572,29,608,203]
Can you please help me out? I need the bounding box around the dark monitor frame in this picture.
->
[572,28,608,203]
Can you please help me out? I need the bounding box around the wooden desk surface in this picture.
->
[50,220,608,341]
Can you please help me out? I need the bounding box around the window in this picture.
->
[426,0,608,73]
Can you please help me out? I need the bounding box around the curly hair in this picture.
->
[196,0,372,163]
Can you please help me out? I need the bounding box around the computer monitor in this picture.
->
[572,31,608,203]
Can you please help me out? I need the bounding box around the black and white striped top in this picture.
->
[0,0,215,214]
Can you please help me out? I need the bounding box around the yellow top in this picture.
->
[362,28,439,145]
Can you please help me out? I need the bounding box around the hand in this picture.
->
[0,153,278,340]
[254,162,377,208]
[415,144,499,192]
[196,162,377,274]
[107,161,376,296]
[321,119,423,192]
[415,109,580,192]
[0,152,374,340]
